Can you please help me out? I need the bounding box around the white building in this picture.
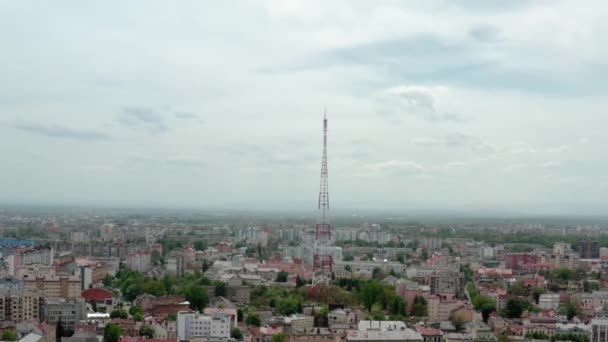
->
[350,321,422,342]
[592,312,608,342]
[479,247,495,259]
[125,252,151,273]
[45,298,86,332]
[334,260,407,275]
[283,245,342,265]
[539,293,561,310]
[177,311,231,342]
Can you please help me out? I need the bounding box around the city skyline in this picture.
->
[2,1,608,214]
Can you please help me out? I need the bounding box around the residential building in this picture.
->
[23,273,81,299]
[429,271,466,298]
[349,321,422,342]
[125,252,151,273]
[177,311,231,342]
[538,294,561,310]
[594,312,608,342]
[580,241,600,259]
[45,298,86,333]
[0,290,45,323]
[166,253,185,278]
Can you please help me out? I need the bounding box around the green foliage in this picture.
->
[142,281,167,296]
[412,295,428,317]
[273,333,286,342]
[343,255,354,261]
[372,267,385,280]
[525,332,550,340]
[502,298,529,318]
[560,301,580,320]
[110,309,128,319]
[184,285,209,311]
[166,313,177,321]
[360,281,384,311]
[193,240,207,251]
[396,252,406,264]
[237,308,244,322]
[295,275,305,288]
[508,280,529,296]
[231,328,243,339]
[134,313,143,321]
[278,297,302,315]
[276,271,289,282]
[555,333,589,342]
[532,287,545,303]
[451,315,465,332]
[215,281,227,297]
[139,324,155,338]
[245,313,261,327]
[104,323,123,342]
[103,274,114,288]
[1,330,17,341]
[344,265,352,272]
[129,306,141,316]
[472,295,495,311]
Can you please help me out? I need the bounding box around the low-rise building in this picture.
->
[45,298,86,333]
[177,311,231,342]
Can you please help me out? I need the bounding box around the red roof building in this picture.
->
[81,288,113,303]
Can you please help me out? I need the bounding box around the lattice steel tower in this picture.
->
[312,110,333,293]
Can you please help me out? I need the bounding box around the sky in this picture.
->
[2,0,608,214]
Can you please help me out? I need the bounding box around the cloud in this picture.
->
[367,160,426,174]
[411,133,493,153]
[12,122,110,141]
[175,112,200,120]
[382,85,467,123]
[119,107,168,133]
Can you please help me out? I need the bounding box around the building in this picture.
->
[0,290,45,323]
[135,294,190,319]
[216,242,234,254]
[593,312,608,342]
[70,232,89,243]
[333,260,406,275]
[349,321,423,342]
[23,273,81,299]
[429,271,466,298]
[504,253,536,271]
[580,241,600,259]
[45,298,86,333]
[0,276,24,292]
[177,311,231,342]
[538,294,561,310]
[125,252,151,273]
[166,253,185,278]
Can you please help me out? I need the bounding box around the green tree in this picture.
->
[276,271,289,282]
[420,249,429,261]
[103,274,114,288]
[139,324,155,338]
[237,308,244,322]
[508,280,528,296]
[215,282,227,297]
[472,295,495,311]
[343,255,354,261]
[532,287,545,303]
[502,298,526,318]
[360,281,384,311]
[194,240,207,251]
[278,298,300,315]
[295,275,305,288]
[110,309,129,319]
[246,313,261,327]
[142,281,167,296]
[481,303,496,323]
[129,306,142,316]
[184,286,209,311]
[372,267,385,280]
[412,296,428,317]
[560,302,579,320]
[396,252,406,264]
[1,331,17,342]
[133,312,143,321]
[451,315,465,332]
[104,323,123,342]
[231,328,243,339]
[344,265,352,272]
[273,333,286,342]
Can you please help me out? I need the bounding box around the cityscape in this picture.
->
[2,2,608,342]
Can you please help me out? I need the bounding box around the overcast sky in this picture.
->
[2,1,608,214]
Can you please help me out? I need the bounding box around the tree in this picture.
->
[139,324,155,338]
[472,295,495,311]
[360,281,384,311]
[142,281,167,296]
[344,265,352,272]
[185,286,209,311]
[193,240,207,251]
[103,274,114,288]
[246,313,261,327]
[481,303,496,323]
[237,308,244,322]
[396,252,406,264]
[215,282,227,297]
[203,259,210,272]
[451,315,465,332]
[343,255,354,261]
[273,333,286,342]
[110,309,129,319]
[129,306,142,316]
[133,312,143,321]
[56,320,65,342]
[532,287,545,303]
[412,296,428,317]
[276,271,289,282]
[560,302,579,321]
[2,331,17,342]
[508,280,528,296]
[420,249,429,261]
[104,323,123,342]
[502,298,526,319]
[372,267,385,280]
[278,298,300,315]
[231,328,243,340]
[295,275,305,288]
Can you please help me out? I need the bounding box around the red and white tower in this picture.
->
[312,110,333,293]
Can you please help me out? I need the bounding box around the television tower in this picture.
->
[312,109,333,294]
